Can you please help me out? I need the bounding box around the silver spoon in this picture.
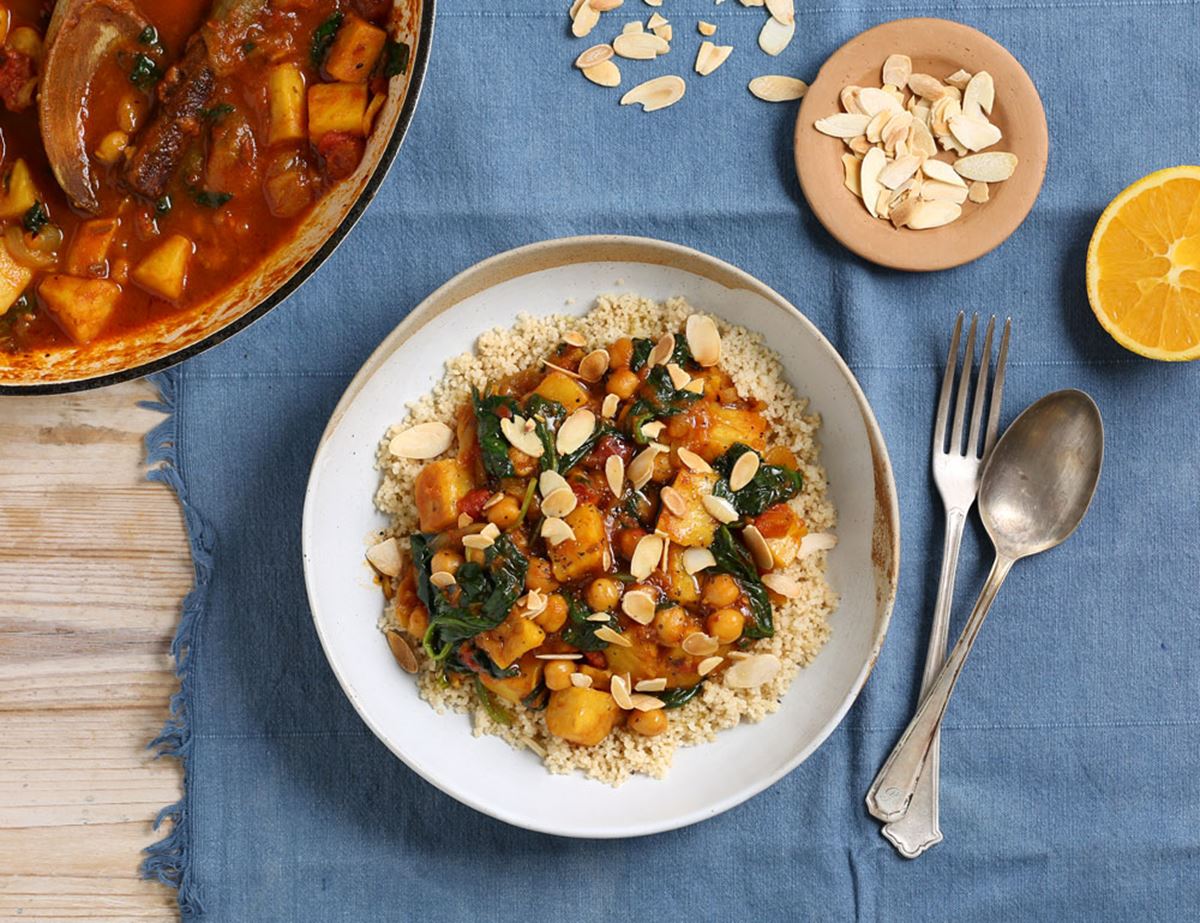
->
[866,389,1104,823]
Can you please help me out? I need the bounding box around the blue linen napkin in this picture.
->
[142,0,1200,918]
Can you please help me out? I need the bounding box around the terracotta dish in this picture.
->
[794,18,1048,272]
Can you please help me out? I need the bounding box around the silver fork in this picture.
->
[867,312,1011,856]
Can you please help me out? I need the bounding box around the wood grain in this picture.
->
[0,380,187,919]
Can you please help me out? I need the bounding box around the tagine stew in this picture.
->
[0,0,408,356]
[371,318,814,747]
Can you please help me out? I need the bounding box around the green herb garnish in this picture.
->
[137,25,159,45]
[310,12,344,67]
[188,187,233,208]
[382,39,410,77]
[710,526,773,639]
[21,202,47,234]
[711,444,803,517]
[129,53,162,88]
[155,195,173,218]
[201,102,235,122]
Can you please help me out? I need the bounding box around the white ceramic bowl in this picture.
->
[302,235,899,837]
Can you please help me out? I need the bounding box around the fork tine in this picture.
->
[934,313,964,454]
[949,314,977,455]
[967,316,995,458]
[983,317,1012,455]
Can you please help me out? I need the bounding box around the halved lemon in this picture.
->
[1086,166,1200,361]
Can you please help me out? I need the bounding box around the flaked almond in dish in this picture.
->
[367,294,838,785]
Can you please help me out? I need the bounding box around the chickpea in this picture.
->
[117,92,149,134]
[407,603,429,638]
[508,446,538,477]
[653,606,692,646]
[526,557,559,592]
[486,495,522,529]
[707,608,745,644]
[606,368,640,400]
[8,26,42,62]
[702,573,741,609]
[615,527,646,563]
[430,549,464,577]
[544,660,576,691]
[536,593,569,633]
[628,708,669,737]
[94,130,130,166]
[609,336,634,368]
[586,577,622,612]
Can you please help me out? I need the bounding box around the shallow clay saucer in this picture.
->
[795,18,1048,272]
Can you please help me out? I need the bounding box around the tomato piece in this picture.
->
[317,130,366,181]
[583,434,634,470]
[457,487,492,520]
[754,503,794,539]
[0,51,34,112]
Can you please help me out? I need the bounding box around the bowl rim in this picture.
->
[301,234,902,837]
[0,0,437,397]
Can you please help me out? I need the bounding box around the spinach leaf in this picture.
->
[383,39,411,77]
[21,202,47,235]
[523,394,564,472]
[710,526,773,639]
[625,365,700,444]
[521,682,550,711]
[558,420,613,473]
[653,683,704,709]
[473,676,514,725]
[711,443,803,517]
[628,334,692,372]
[471,389,519,480]
[560,593,618,651]
[311,11,344,67]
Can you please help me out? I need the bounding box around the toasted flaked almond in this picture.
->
[695,40,733,77]
[622,589,657,624]
[814,113,871,139]
[572,0,600,36]
[930,96,961,135]
[742,524,774,570]
[677,446,712,473]
[881,111,913,150]
[569,671,593,688]
[366,537,402,576]
[698,20,717,35]
[948,115,1000,152]
[681,631,719,656]
[385,629,418,673]
[919,179,968,205]
[641,421,666,440]
[605,454,625,496]
[462,532,494,551]
[909,119,938,158]
[962,70,994,117]
[480,521,501,539]
[727,651,752,660]
[876,187,893,221]
[630,532,665,580]
[430,570,457,589]
[729,451,760,491]
[765,0,794,23]
[627,444,662,489]
[541,516,576,546]
[739,0,765,5]
[684,314,721,367]
[865,110,888,144]
[613,31,669,59]
[574,43,614,68]
[953,151,1017,182]
[945,68,972,90]
[610,673,634,708]
[621,19,643,33]
[748,74,807,102]
[840,85,864,114]
[967,180,989,204]
[570,0,585,18]
[539,469,569,498]
[521,588,549,616]
[541,486,579,519]
[758,16,793,56]
[701,493,739,524]
[698,655,723,676]
[601,392,620,418]
[682,547,716,574]
[659,485,686,517]
[666,363,691,390]
[586,612,612,622]
[723,653,781,688]
[543,359,583,379]
[919,158,966,188]
[682,379,706,395]
[480,492,504,511]
[798,531,838,556]
[534,652,583,661]
[762,571,803,599]
[859,147,886,218]
[907,200,962,229]
[659,533,671,571]
[647,11,668,28]
[908,73,947,100]
[590,0,623,8]
[842,153,862,196]
[649,331,675,366]
[848,135,871,156]
[457,512,473,528]
[388,421,454,459]
[597,626,633,650]
[629,693,666,711]
[878,154,921,190]
[577,349,610,382]
[582,59,621,87]
[882,53,912,87]
[500,415,544,457]
[889,195,919,229]
[556,409,595,454]
[857,86,901,116]
[562,330,587,347]
[654,22,673,41]
[634,677,668,692]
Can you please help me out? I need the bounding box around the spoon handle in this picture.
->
[866,554,1015,822]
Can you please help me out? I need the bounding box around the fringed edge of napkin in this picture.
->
[137,369,211,919]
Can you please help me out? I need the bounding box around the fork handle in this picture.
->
[878,506,967,855]
[866,554,1015,822]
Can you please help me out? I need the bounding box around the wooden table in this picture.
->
[0,381,187,919]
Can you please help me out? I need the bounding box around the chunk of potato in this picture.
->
[656,469,719,548]
[324,14,387,83]
[307,82,368,142]
[475,610,546,670]
[65,218,119,278]
[545,686,621,746]
[131,234,193,302]
[267,63,307,145]
[606,629,703,688]
[532,370,590,410]
[663,544,700,604]
[478,653,543,704]
[0,159,37,219]
[547,502,608,583]
[37,275,121,343]
[686,403,768,462]
[414,458,474,532]
[0,239,33,316]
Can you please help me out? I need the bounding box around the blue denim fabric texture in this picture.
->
[145,1,1200,918]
